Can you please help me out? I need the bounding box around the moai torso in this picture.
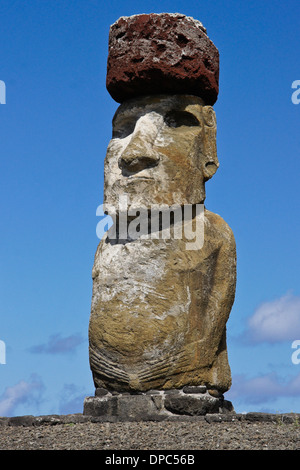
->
[89,210,236,393]
[88,15,236,395]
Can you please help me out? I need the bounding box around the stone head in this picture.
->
[103,94,219,211]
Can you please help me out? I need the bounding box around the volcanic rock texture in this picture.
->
[106,13,219,104]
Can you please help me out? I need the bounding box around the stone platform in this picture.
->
[83,386,234,422]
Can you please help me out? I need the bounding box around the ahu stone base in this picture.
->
[83,386,234,422]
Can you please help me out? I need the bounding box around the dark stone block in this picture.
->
[95,387,109,397]
[182,385,206,394]
[164,394,220,416]
[164,389,181,395]
[83,396,118,417]
[244,412,278,423]
[83,394,166,421]
[8,415,35,426]
[220,399,235,413]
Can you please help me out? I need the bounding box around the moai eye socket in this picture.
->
[165,110,200,128]
[112,117,137,139]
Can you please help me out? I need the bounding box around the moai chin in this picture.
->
[88,13,237,395]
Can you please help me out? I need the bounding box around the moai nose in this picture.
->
[119,115,161,173]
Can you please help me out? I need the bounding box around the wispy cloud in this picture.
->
[28,333,85,355]
[228,372,300,405]
[58,383,87,415]
[0,375,44,417]
[241,292,300,344]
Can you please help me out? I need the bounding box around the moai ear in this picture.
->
[202,106,216,127]
[202,106,219,181]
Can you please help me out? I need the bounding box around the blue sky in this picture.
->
[1,0,300,417]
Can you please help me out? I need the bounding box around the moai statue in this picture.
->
[86,14,236,417]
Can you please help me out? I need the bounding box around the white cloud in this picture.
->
[0,375,44,416]
[228,372,300,405]
[245,292,300,344]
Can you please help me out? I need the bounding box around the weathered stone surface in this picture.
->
[88,16,236,408]
[164,394,220,416]
[89,209,236,392]
[8,415,35,427]
[103,95,219,210]
[83,390,234,420]
[106,13,219,105]
[1,412,300,427]
[1,414,90,427]
[89,94,236,394]
[83,394,167,421]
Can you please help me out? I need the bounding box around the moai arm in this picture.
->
[198,210,237,391]
[204,210,236,344]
